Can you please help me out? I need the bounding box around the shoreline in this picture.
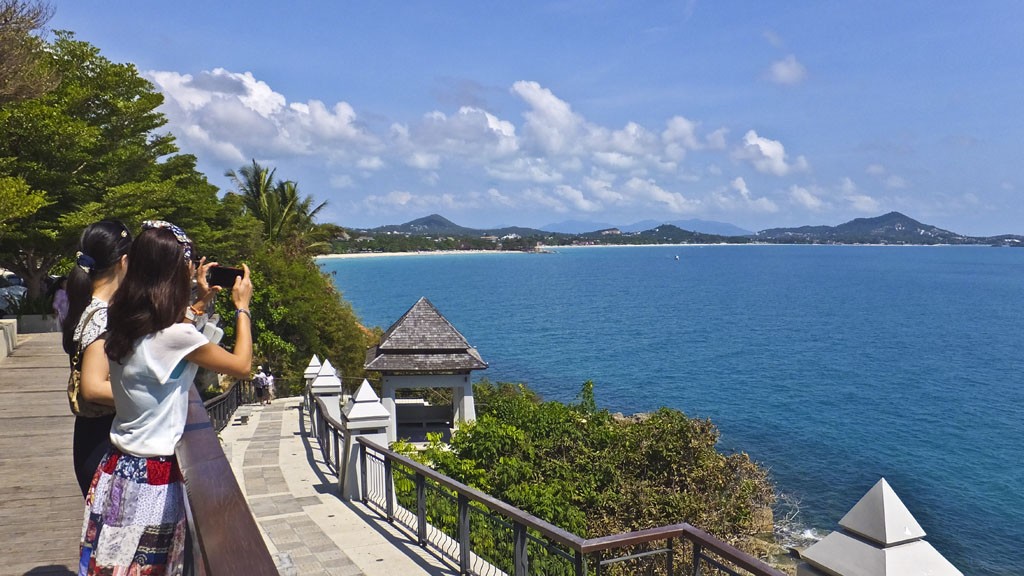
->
[316,242,983,260]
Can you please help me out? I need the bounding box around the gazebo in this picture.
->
[365,297,487,442]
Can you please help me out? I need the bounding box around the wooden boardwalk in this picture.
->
[0,332,80,576]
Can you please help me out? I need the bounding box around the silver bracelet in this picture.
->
[236,308,251,320]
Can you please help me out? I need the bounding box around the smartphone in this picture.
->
[208,266,244,288]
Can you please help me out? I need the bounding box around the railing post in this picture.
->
[416,472,427,546]
[513,522,528,576]
[574,550,587,576]
[359,442,369,503]
[668,537,675,576]
[333,428,340,471]
[384,457,395,522]
[691,542,702,576]
[458,493,471,574]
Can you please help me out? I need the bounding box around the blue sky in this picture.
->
[50,1,1024,235]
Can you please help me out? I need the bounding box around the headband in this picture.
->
[141,220,194,262]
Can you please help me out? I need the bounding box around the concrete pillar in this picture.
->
[303,355,322,389]
[798,478,963,576]
[310,358,341,398]
[454,379,476,424]
[382,376,397,442]
[340,380,392,501]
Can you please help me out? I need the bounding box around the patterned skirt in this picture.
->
[79,448,187,576]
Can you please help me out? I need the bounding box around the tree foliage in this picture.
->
[0,0,58,105]
[226,159,327,245]
[0,31,202,296]
[403,380,776,554]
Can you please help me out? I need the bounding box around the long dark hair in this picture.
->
[62,220,132,355]
[105,228,193,363]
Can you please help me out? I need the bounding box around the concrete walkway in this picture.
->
[219,397,456,576]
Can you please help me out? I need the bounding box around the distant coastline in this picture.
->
[316,242,986,261]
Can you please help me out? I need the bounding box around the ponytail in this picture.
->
[62,220,132,355]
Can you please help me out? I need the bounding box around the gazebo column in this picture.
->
[382,375,398,443]
[454,374,476,424]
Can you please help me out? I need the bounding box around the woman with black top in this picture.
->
[62,220,132,498]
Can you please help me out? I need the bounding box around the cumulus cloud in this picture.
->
[735,130,808,176]
[789,185,824,210]
[485,158,563,183]
[148,68,375,162]
[146,68,827,225]
[719,177,778,213]
[767,55,807,85]
[511,80,586,156]
[554,184,602,212]
[623,177,700,214]
[838,177,880,213]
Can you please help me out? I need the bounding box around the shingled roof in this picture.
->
[365,297,488,373]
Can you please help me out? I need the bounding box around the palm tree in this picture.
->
[225,160,327,246]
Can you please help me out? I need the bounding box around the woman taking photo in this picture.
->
[62,220,131,498]
[78,221,252,576]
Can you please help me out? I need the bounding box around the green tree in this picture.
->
[225,160,326,246]
[0,175,48,237]
[0,32,205,297]
[0,0,58,105]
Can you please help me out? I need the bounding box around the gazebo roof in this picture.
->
[365,297,488,373]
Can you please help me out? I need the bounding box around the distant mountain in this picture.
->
[542,218,751,236]
[355,212,1022,246]
[540,220,617,234]
[621,219,752,236]
[756,212,973,244]
[368,214,554,238]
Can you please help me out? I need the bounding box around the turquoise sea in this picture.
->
[319,245,1024,576]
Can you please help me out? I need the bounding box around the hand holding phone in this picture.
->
[208,266,244,288]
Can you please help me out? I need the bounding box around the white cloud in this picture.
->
[592,151,637,169]
[623,177,700,214]
[406,152,440,170]
[329,174,354,189]
[523,188,569,212]
[848,194,880,213]
[767,55,807,85]
[705,128,729,150]
[884,175,908,189]
[735,130,808,176]
[554,185,602,212]
[357,156,384,170]
[789,185,824,210]
[866,163,887,176]
[662,116,701,161]
[486,158,563,183]
[712,177,778,213]
[147,68,376,162]
[511,80,586,156]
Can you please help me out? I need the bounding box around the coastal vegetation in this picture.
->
[393,380,778,565]
[329,212,1023,254]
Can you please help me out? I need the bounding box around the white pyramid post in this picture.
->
[303,355,322,387]
[309,358,341,397]
[339,380,392,501]
[798,478,963,576]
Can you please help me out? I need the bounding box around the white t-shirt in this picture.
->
[108,323,208,457]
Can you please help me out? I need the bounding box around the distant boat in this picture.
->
[674,255,680,261]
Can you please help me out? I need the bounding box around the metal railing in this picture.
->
[304,391,786,576]
[202,378,255,432]
[176,380,276,575]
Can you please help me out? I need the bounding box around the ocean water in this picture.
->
[319,245,1024,575]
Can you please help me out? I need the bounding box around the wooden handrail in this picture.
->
[177,384,276,575]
